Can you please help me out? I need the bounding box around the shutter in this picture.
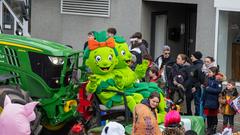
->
[61,0,110,17]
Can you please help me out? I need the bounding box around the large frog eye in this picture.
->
[95,56,101,62]
[121,50,126,56]
[108,55,113,61]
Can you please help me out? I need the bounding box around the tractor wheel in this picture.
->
[41,120,77,135]
[0,85,42,135]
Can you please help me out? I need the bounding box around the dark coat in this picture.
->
[154,55,174,70]
[203,77,222,109]
[167,63,192,90]
[190,60,205,88]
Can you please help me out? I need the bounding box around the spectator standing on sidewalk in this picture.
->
[203,66,222,135]
[219,79,239,131]
[154,45,174,83]
[129,32,149,70]
[168,54,191,106]
[202,56,217,76]
[190,51,205,116]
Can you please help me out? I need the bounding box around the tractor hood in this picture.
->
[0,34,77,56]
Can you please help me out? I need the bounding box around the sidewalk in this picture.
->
[217,113,240,132]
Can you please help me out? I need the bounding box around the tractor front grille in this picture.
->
[10,71,22,85]
[4,47,20,67]
[3,47,21,84]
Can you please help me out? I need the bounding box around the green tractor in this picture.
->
[0,34,83,134]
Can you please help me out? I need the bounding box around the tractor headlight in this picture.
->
[48,56,64,65]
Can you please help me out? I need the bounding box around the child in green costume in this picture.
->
[113,36,166,123]
[84,32,143,112]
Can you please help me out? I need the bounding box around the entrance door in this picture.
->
[0,0,30,36]
[184,4,197,56]
[232,44,240,80]
[153,14,167,59]
[150,2,197,59]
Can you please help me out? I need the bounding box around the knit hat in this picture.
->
[164,110,181,127]
[101,121,125,135]
[191,51,202,59]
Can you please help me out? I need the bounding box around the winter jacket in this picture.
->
[191,60,205,88]
[168,63,192,90]
[219,88,239,115]
[203,77,222,109]
[130,44,148,70]
[132,99,162,135]
[154,55,174,70]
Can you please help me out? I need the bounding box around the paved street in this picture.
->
[217,113,240,133]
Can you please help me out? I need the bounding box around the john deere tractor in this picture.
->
[0,34,82,134]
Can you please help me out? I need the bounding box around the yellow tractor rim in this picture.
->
[43,122,65,131]
[0,106,3,114]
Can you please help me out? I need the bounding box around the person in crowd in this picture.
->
[154,45,174,83]
[130,32,149,49]
[162,110,185,135]
[203,66,222,135]
[83,31,95,50]
[155,45,172,69]
[219,79,239,131]
[142,54,158,82]
[190,51,205,116]
[107,27,117,37]
[184,130,197,135]
[132,91,162,135]
[101,121,125,135]
[147,65,165,88]
[129,32,149,70]
[202,56,217,75]
[167,54,191,106]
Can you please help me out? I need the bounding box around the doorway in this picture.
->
[149,2,197,59]
[216,11,240,81]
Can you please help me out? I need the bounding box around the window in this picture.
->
[61,0,110,17]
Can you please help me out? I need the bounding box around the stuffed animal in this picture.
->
[0,95,38,135]
[101,121,125,135]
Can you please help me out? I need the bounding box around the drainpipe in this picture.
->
[214,8,219,63]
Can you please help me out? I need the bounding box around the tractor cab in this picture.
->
[0,34,81,132]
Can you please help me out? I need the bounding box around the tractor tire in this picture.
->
[0,85,42,135]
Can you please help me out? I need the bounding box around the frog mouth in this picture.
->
[125,60,131,65]
[100,67,110,71]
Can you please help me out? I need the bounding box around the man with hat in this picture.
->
[190,51,205,116]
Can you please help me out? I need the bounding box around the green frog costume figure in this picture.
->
[84,32,143,112]
[113,36,166,123]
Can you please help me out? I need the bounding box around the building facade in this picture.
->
[30,0,240,81]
